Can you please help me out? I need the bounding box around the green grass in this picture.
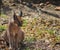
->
[25,47,30,50]
[22,19,28,27]
[0,25,7,32]
[0,14,8,19]
[25,36,36,43]
[47,29,55,35]
[55,36,60,42]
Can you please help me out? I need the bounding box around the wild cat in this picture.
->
[0,10,24,50]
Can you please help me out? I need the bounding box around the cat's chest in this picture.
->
[9,28,19,37]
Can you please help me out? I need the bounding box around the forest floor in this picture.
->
[0,1,60,50]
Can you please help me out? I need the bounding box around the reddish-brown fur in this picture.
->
[0,11,24,50]
[3,22,24,50]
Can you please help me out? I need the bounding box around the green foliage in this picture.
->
[55,36,60,41]
[37,28,42,35]
[0,14,8,19]
[25,36,35,43]
[22,19,28,27]
[25,47,30,50]
[0,25,6,32]
[47,30,55,35]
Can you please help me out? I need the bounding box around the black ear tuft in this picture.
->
[13,11,17,21]
[13,11,16,17]
[13,10,23,17]
[19,10,22,17]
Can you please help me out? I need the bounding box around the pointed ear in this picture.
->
[13,11,17,20]
[12,10,23,26]
[19,10,22,17]
[13,10,22,17]
[13,11,16,17]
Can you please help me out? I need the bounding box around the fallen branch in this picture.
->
[37,8,60,18]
